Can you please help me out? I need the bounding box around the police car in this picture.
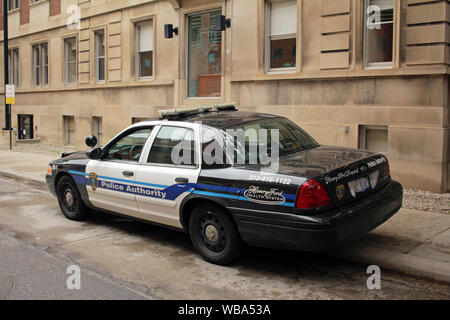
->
[46,104,403,265]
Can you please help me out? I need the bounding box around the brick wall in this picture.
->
[50,0,61,16]
[20,0,29,25]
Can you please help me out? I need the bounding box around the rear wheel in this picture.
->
[189,203,242,265]
[56,176,90,221]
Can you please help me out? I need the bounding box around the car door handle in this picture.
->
[122,171,134,177]
[175,177,189,184]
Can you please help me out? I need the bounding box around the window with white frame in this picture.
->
[135,20,154,79]
[364,0,394,68]
[64,37,77,84]
[7,0,19,11]
[95,30,106,83]
[33,42,48,87]
[266,0,297,70]
[8,48,19,87]
[359,125,389,154]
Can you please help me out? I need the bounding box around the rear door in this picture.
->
[86,126,154,217]
[134,123,201,228]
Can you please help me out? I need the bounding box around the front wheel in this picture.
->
[189,203,242,265]
[56,176,90,221]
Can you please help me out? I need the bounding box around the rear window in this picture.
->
[224,118,318,164]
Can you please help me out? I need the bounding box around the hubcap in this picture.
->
[199,214,227,253]
[64,189,74,208]
[205,225,219,243]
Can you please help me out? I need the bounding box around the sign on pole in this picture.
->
[5,84,15,105]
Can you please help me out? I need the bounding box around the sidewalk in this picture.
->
[0,149,449,283]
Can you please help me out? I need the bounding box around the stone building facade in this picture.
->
[0,0,448,192]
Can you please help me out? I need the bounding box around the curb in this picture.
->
[2,169,449,284]
[0,170,46,187]
[329,244,450,284]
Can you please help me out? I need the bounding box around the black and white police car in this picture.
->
[46,104,403,265]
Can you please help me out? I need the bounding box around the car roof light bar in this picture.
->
[159,103,237,119]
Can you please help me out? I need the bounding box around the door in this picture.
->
[85,127,154,217]
[135,124,201,228]
[187,9,223,98]
[18,115,33,140]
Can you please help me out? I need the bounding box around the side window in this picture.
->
[148,126,197,167]
[104,128,153,162]
[202,127,227,169]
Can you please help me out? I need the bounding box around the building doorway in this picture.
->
[18,114,33,140]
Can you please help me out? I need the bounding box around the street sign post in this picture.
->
[3,0,12,150]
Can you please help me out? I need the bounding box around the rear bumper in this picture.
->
[229,180,403,251]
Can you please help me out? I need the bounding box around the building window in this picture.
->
[64,37,77,84]
[187,10,222,98]
[266,0,297,71]
[7,0,19,11]
[8,48,19,87]
[135,20,153,79]
[33,43,49,87]
[95,30,106,83]
[18,115,33,140]
[364,0,394,68]
[63,116,75,145]
[132,117,150,124]
[359,125,388,154]
[92,117,102,145]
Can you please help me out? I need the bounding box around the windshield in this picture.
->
[222,117,319,164]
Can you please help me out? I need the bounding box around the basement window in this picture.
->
[63,116,75,145]
[359,125,388,154]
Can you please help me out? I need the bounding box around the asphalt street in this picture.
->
[0,174,449,300]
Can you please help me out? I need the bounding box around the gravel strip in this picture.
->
[403,188,450,215]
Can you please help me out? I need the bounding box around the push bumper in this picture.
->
[229,180,403,251]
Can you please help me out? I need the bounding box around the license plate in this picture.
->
[354,177,371,195]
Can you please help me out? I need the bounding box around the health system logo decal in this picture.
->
[244,186,286,205]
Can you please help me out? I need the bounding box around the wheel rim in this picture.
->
[60,183,78,213]
[199,213,227,254]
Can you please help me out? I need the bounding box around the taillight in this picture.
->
[296,179,331,209]
[384,156,391,177]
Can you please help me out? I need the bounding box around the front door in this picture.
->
[135,124,201,228]
[18,114,33,140]
[86,127,154,217]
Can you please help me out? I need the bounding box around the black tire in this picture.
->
[56,175,90,221]
[189,203,242,265]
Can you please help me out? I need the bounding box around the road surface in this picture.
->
[0,174,448,299]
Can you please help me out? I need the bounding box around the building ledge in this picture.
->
[0,79,174,94]
[231,66,449,83]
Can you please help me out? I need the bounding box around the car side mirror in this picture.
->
[85,135,98,148]
[86,147,102,160]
